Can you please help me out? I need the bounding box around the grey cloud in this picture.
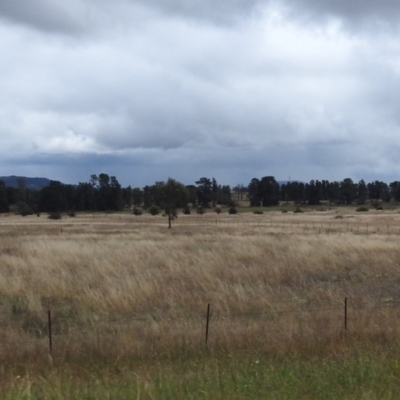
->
[279,0,400,30]
[0,0,86,34]
[2,0,400,187]
[288,0,400,19]
[0,0,267,35]
[133,0,266,24]
[3,0,400,36]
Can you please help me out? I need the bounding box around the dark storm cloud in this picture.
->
[134,0,266,24]
[286,0,400,21]
[277,0,400,33]
[2,0,400,35]
[0,0,266,35]
[0,0,86,34]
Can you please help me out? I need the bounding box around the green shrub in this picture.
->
[133,207,142,216]
[10,202,34,216]
[281,209,288,213]
[183,205,191,215]
[214,207,222,214]
[228,207,237,214]
[294,207,303,213]
[11,295,28,315]
[148,205,160,216]
[48,212,62,220]
[197,207,205,215]
[356,206,369,212]
[19,204,34,216]
[253,210,264,215]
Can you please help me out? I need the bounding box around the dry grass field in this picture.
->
[2,208,400,398]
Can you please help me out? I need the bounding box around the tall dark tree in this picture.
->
[186,185,197,206]
[0,180,8,213]
[109,176,123,211]
[132,188,144,206]
[160,178,189,228]
[212,178,218,207]
[248,178,261,206]
[142,186,152,208]
[76,182,96,211]
[305,180,321,205]
[97,173,110,211]
[340,178,356,205]
[122,186,132,209]
[327,181,341,204]
[390,181,400,202]
[357,179,368,205]
[39,181,66,212]
[216,185,232,205]
[196,177,212,208]
[258,176,280,207]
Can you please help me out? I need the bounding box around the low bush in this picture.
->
[197,207,205,215]
[10,202,34,216]
[148,205,160,216]
[48,212,62,220]
[356,206,369,212]
[228,207,237,215]
[183,206,191,215]
[133,207,142,216]
[253,210,264,215]
[214,207,222,214]
[294,207,303,213]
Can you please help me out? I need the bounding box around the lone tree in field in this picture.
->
[161,178,189,228]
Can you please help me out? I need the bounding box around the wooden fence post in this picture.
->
[205,304,211,345]
[48,310,53,353]
[344,298,348,332]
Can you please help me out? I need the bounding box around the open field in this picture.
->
[2,208,400,398]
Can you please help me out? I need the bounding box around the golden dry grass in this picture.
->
[0,209,400,368]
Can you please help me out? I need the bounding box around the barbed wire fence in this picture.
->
[1,296,400,358]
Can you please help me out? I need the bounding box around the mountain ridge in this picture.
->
[0,176,51,189]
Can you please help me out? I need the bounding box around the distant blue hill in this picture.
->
[0,176,51,189]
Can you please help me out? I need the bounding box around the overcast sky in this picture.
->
[1,0,400,187]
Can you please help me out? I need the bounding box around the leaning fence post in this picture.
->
[205,304,211,345]
[344,298,348,332]
[48,310,53,353]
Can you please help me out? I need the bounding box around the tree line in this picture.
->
[1,174,400,219]
[247,177,400,207]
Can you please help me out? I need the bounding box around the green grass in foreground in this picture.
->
[3,348,400,399]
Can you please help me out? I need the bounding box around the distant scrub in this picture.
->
[48,212,62,220]
[148,205,160,216]
[133,207,142,216]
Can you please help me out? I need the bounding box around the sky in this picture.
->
[1,0,400,187]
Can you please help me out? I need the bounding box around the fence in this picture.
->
[2,296,400,360]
